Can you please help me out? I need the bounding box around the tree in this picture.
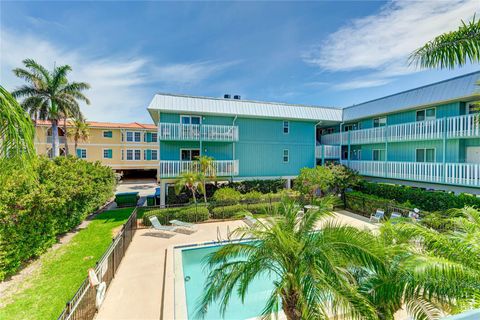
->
[409,16,480,69]
[12,59,90,157]
[294,166,334,203]
[327,164,363,208]
[67,119,90,156]
[198,198,385,320]
[174,171,205,204]
[0,86,35,160]
[195,155,216,204]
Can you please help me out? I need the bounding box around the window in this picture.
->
[373,149,386,161]
[283,149,289,163]
[181,149,200,161]
[126,131,141,142]
[151,132,158,142]
[144,132,158,143]
[103,130,113,138]
[467,102,480,114]
[344,123,357,131]
[76,148,87,159]
[283,121,289,134]
[144,149,158,161]
[325,128,335,134]
[126,149,141,160]
[180,115,201,125]
[416,108,436,121]
[373,117,386,127]
[416,148,435,162]
[103,149,113,159]
[121,150,124,160]
[151,149,158,160]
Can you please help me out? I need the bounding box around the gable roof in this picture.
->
[147,93,343,123]
[343,71,480,121]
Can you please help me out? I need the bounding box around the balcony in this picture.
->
[341,160,480,188]
[158,123,238,142]
[315,145,341,159]
[320,114,480,145]
[159,160,239,178]
[47,136,66,144]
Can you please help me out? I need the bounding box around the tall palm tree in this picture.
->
[409,16,480,69]
[0,86,35,160]
[174,171,205,204]
[195,155,216,204]
[67,119,90,157]
[12,59,90,157]
[198,198,385,320]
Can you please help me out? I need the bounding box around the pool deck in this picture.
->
[95,210,378,320]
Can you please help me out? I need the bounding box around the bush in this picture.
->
[227,179,286,194]
[115,192,139,207]
[211,202,281,219]
[358,182,480,212]
[245,202,280,215]
[212,188,242,205]
[167,184,218,205]
[242,191,263,204]
[143,205,209,226]
[0,156,116,280]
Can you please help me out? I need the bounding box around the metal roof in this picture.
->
[147,93,343,123]
[343,71,480,121]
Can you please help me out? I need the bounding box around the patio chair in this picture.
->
[243,215,258,227]
[370,209,385,223]
[149,216,178,233]
[169,219,197,232]
[390,212,402,219]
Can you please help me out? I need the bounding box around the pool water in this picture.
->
[181,244,277,320]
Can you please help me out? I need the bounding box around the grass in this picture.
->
[0,208,134,320]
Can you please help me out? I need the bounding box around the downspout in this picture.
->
[442,116,447,183]
[232,115,238,182]
[315,121,322,166]
[339,122,344,164]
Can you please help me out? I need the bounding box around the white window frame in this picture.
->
[344,123,357,131]
[102,148,113,159]
[151,132,158,142]
[180,148,200,161]
[151,149,158,160]
[126,149,141,161]
[126,131,141,142]
[283,121,289,134]
[373,117,387,127]
[372,149,386,161]
[77,148,87,159]
[103,130,113,138]
[180,115,202,125]
[416,148,436,163]
[416,107,436,122]
[283,149,289,163]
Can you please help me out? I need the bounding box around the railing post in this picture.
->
[442,116,447,183]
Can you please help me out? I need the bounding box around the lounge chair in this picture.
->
[390,212,402,219]
[243,215,258,227]
[169,219,197,232]
[149,216,178,232]
[370,209,385,223]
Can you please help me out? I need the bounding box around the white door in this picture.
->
[466,147,480,163]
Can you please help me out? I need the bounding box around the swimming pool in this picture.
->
[177,243,278,320]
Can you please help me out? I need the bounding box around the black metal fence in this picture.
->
[57,207,138,320]
[345,193,419,218]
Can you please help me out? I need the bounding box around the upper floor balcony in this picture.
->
[341,160,480,188]
[320,114,480,145]
[315,145,341,159]
[158,123,239,142]
[158,160,239,178]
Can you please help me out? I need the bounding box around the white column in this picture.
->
[160,181,167,207]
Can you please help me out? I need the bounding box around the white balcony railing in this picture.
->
[320,114,480,145]
[316,145,341,159]
[341,160,480,187]
[158,123,238,142]
[47,136,66,144]
[159,160,239,178]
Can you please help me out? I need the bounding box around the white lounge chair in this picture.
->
[169,219,197,232]
[370,209,385,223]
[243,215,258,227]
[149,216,178,232]
[390,212,402,219]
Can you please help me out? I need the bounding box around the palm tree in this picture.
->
[195,155,216,204]
[67,119,90,156]
[0,86,35,159]
[198,198,385,320]
[174,171,205,204]
[409,16,480,69]
[12,59,90,157]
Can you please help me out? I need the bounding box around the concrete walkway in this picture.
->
[95,211,378,320]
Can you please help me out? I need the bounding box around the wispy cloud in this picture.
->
[0,28,237,122]
[303,0,478,90]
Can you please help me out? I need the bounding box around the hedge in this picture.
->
[143,205,210,226]
[226,179,286,194]
[0,156,116,280]
[115,192,139,207]
[211,202,280,219]
[358,182,480,212]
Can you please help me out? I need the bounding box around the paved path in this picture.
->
[95,211,378,320]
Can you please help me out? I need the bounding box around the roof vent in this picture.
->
[233,95,241,100]
[224,94,231,99]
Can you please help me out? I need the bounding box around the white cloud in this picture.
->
[0,28,237,122]
[304,0,479,89]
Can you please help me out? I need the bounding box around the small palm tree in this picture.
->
[12,59,90,157]
[195,155,216,204]
[174,171,205,204]
[67,119,90,157]
[409,16,480,69]
[0,86,35,160]
[198,198,385,319]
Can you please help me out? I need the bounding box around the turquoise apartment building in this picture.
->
[147,71,480,205]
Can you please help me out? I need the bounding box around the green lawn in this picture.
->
[0,208,134,320]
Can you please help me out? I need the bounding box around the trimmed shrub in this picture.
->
[211,204,246,219]
[242,191,263,204]
[143,205,209,226]
[212,188,241,205]
[227,179,286,194]
[115,192,139,207]
[245,202,280,215]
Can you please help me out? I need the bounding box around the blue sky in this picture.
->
[1,0,478,123]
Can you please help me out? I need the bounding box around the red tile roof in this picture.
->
[35,120,156,130]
